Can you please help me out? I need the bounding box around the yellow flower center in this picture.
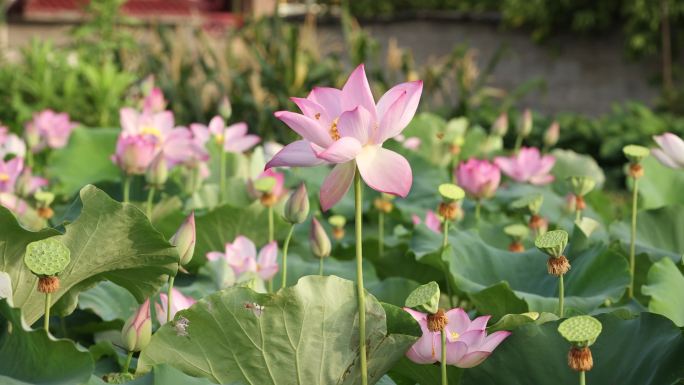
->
[0,173,9,182]
[140,126,162,138]
[450,331,460,341]
[214,133,224,145]
[330,118,340,141]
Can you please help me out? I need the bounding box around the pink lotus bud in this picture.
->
[283,184,309,224]
[455,159,501,199]
[121,299,152,352]
[219,96,232,120]
[544,121,560,148]
[170,212,196,266]
[518,109,533,138]
[112,135,158,175]
[310,218,331,259]
[143,87,167,113]
[491,112,508,137]
[145,152,168,187]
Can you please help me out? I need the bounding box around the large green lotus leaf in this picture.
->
[46,127,120,197]
[78,281,139,322]
[411,226,630,313]
[642,258,684,326]
[610,205,684,262]
[3,185,178,324]
[635,156,684,209]
[550,149,605,190]
[0,299,94,385]
[139,276,420,385]
[462,312,684,385]
[389,357,463,385]
[399,112,451,166]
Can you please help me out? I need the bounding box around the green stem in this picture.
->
[319,258,324,276]
[281,224,295,289]
[441,329,448,385]
[123,175,132,203]
[267,206,274,293]
[167,275,175,323]
[43,292,51,332]
[219,149,227,202]
[575,208,581,223]
[513,134,523,153]
[146,187,156,218]
[475,200,482,225]
[628,177,639,299]
[27,151,34,169]
[579,370,586,385]
[442,219,454,308]
[122,351,134,373]
[354,170,368,385]
[559,274,565,318]
[378,211,384,257]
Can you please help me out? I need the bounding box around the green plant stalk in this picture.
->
[27,151,34,169]
[378,211,384,257]
[219,149,227,202]
[146,187,155,218]
[575,207,582,222]
[513,134,523,153]
[441,329,448,385]
[354,170,368,385]
[166,274,175,323]
[267,206,275,293]
[319,258,324,276]
[628,177,639,299]
[475,200,482,224]
[281,224,295,289]
[558,274,565,318]
[43,292,51,332]
[122,350,134,373]
[442,219,454,308]
[579,370,585,385]
[123,175,131,203]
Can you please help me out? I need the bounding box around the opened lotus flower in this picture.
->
[404,307,510,368]
[25,109,77,151]
[265,64,423,210]
[192,117,260,154]
[207,236,279,281]
[0,158,23,193]
[0,126,26,159]
[455,159,501,199]
[494,147,555,185]
[652,132,684,169]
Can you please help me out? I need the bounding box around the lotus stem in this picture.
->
[354,170,368,385]
[475,200,482,224]
[442,219,454,308]
[628,178,639,298]
[514,134,523,153]
[123,175,132,203]
[579,370,586,385]
[559,274,565,318]
[146,187,155,218]
[166,275,175,323]
[43,292,51,332]
[219,149,227,202]
[319,258,324,276]
[378,211,384,257]
[267,206,274,293]
[441,329,448,385]
[122,351,134,373]
[281,224,295,289]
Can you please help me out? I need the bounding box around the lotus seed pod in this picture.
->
[558,315,602,347]
[328,215,346,229]
[511,194,543,215]
[253,176,276,194]
[568,346,593,372]
[438,202,461,221]
[567,176,596,197]
[374,198,393,214]
[24,238,71,276]
[283,184,309,224]
[504,224,529,241]
[547,255,571,276]
[38,276,60,294]
[438,183,465,203]
[427,308,449,332]
[622,144,650,164]
[405,281,440,315]
[34,191,55,207]
[508,241,525,253]
[534,230,568,258]
[628,163,644,179]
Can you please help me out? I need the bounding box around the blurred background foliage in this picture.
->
[1,0,684,185]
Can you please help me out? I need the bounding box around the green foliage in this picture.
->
[642,258,684,326]
[610,205,684,262]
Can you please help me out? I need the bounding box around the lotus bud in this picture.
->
[310,218,331,259]
[623,145,649,179]
[121,299,152,352]
[558,315,602,372]
[283,184,309,224]
[145,152,168,188]
[544,121,560,148]
[219,96,232,120]
[491,112,508,137]
[328,215,346,240]
[170,212,196,266]
[518,109,533,138]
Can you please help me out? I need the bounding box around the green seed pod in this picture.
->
[24,238,71,276]
[558,315,602,347]
[438,183,465,203]
[328,215,346,228]
[622,144,650,164]
[405,281,440,314]
[534,230,568,258]
[567,176,596,197]
[504,224,529,241]
[511,194,544,215]
[253,176,276,193]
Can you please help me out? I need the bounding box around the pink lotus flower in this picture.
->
[0,193,30,215]
[155,288,196,325]
[192,117,260,154]
[207,236,279,281]
[652,132,684,169]
[143,87,167,113]
[395,134,421,150]
[25,110,77,151]
[404,307,510,368]
[15,167,48,196]
[266,64,423,210]
[0,158,23,193]
[0,127,26,159]
[121,299,152,352]
[412,210,442,234]
[112,135,158,175]
[494,147,555,185]
[455,159,501,199]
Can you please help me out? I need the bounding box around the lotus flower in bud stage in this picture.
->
[25,110,77,151]
[219,96,233,120]
[403,307,510,368]
[145,152,168,187]
[651,132,684,169]
[310,218,331,258]
[207,236,279,281]
[142,87,167,113]
[518,109,532,137]
[121,299,152,352]
[284,184,310,224]
[156,288,196,325]
[494,147,555,185]
[491,112,508,137]
[170,212,196,266]
[544,121,560,148]
[412,210,442,234]
[455,159,501,199]
[265,64,422,211]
